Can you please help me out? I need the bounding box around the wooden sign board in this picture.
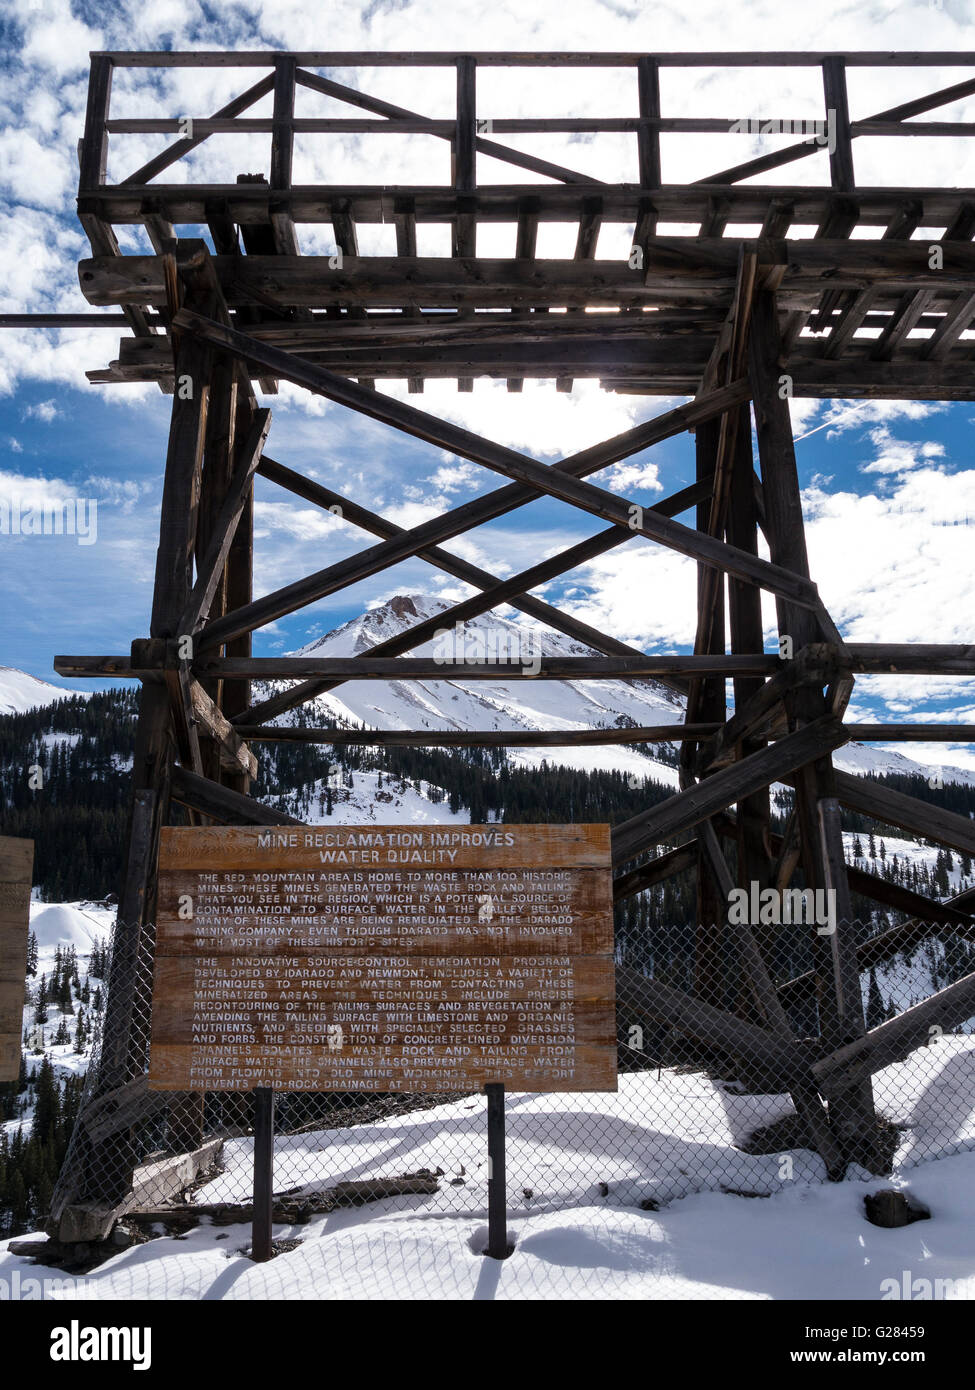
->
[0,836,34,1082]
[149,823,617,1093]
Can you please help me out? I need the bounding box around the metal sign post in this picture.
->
[252,1086,275,1262]
[485,1082,511,1259]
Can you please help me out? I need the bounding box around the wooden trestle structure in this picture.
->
[35,50,975,1232]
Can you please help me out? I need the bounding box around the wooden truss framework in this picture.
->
[45,51,975,1233]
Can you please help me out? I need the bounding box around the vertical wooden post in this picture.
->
[270,56,298,255]
[79,56,113,194]
[454,56,476,392]
[76,260,215,1207]
[222,366,258,792]
[748,290,878,1168]
[726,405,774,944]
[485,1083,509,1259]
[252,1087,275,1262]
[688,416,731,1011]
[636,56,661,189]
[822,58,854,194]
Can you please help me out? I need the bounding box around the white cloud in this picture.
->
[860,426,946,475]
[23,398,61,422]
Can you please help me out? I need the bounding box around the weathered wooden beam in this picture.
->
[52,651,783,680]
[830,768,975,858]
[612,716,849,866]
[844,644,975,675]
[240,470,711,724]
[813,968,975,1096]
[78,184,975,230]
[179,407,271,636]
[121,74,275,186]
[200,654,786,681]
[174,311,819,647]
[846,723,975,741]
[235,723,717,747]
[188,679,257,777]
[170,766,299,825]
[79,242,975,311]
[612,841,699,902]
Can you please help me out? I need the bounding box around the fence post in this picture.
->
[485,1082,510,1258]
[252,1086,275,1262]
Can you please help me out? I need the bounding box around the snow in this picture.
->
[257,594,975,790]
[280,594,685,785]
[271,768,471,825]
[3,1043,975,1300]
[29,901,112,958]
[0,666,85,715]
[838,740,975,788]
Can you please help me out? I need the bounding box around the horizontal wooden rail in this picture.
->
[233,724,720,746]
[94,52,975,68]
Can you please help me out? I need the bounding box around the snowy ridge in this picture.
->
[0,666,86,715]
[274,593,974,790]
[285,593,683,785]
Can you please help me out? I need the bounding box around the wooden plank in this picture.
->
[78,184,975,229]
[822,57,855,193]
[270,57,299,256]
[79,242,975,311]
[845,643,975,675]
[188,679,257,777]
[846,723,975,741]
[79,55,113,193]
[92,52,975,68]
[51,651,781,680]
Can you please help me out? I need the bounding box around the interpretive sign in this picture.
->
[0,835,33,1081]
[149,823,617,1093]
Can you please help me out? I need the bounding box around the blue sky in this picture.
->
[1,0,974,770]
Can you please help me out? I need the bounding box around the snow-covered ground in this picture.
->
[3,1045,975,1300]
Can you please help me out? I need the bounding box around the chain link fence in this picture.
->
[46,899,974,1296]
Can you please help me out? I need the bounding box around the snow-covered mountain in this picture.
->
[280,594,974,788]
[287,593,684,784]
[0,666,85,715]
